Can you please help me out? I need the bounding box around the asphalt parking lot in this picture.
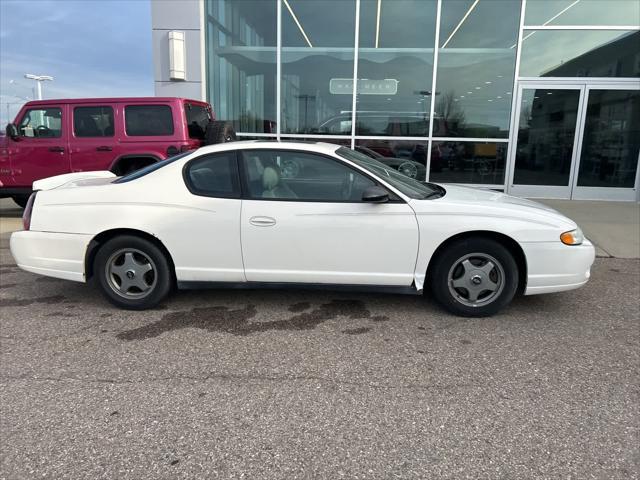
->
[1,229,638,479]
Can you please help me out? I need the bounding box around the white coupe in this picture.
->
[10,141,595,316]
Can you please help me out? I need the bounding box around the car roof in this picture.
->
[194,140,343,155]
[22,97,207,106]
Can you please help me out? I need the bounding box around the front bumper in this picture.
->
[522,239,596,295]
[10,230,92,282]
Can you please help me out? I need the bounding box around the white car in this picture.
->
[10,141,595,316]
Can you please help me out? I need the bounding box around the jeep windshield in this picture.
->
[336,147,443,200]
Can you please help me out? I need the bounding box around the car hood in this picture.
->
[411,183,576,229]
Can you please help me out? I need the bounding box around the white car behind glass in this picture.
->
[10,141,595,317]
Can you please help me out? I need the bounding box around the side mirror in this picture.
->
[5,123,19,140]
[362,185,389,203]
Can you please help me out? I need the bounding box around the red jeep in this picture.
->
[0,97,235,207]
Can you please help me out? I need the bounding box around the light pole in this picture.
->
[4,95,30,124]
[24,74,54,100]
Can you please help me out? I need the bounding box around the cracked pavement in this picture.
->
[1,232,638,479]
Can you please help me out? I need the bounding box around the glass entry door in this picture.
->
[508,82,640,200]
[508,83,584,199]
[572,86,640,201]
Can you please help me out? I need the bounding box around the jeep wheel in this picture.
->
[204,121,236,145]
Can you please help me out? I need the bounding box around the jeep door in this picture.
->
[69,104,122,173]
[11,105,70,188]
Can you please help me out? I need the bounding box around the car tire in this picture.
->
[204,120,236,145]
[12,195,30,209]
[429,237,519,317]
[93,235,172,310]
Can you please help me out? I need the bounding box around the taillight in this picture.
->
[22,192,37,231]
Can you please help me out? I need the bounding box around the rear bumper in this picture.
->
[10,230,92,282]
[522,239,596,295]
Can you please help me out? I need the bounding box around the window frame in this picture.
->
[72,105,115,138]
[237,148,404,204]
[182,151,242,199]
[124,104,175,137]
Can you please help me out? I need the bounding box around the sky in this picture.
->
[0,0,153,124]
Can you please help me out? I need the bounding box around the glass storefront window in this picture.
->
[577,89,640,188]
[434,0,519,139]
[279,137,351,147]
[429,141,507,185]
[235,136,278,142]
[355,0,436,136]
[206,0,277,134]
[524,0,640,26]
[281,0,356,135]
[520,30,640,78]
[355,139,429,180]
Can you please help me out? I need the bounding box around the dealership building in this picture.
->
[151,0,640,201]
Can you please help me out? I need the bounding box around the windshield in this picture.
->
[113,151,192,183]
[336,147,442,199]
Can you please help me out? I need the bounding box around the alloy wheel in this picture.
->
[105,248,157,299]
[447,252,505,307]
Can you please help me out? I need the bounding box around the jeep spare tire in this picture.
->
[204,121,236,145]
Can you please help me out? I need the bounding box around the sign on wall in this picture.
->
[330,78,399,95]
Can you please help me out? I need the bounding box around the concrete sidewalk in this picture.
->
[1,197,639,258]
[540,200,640,258]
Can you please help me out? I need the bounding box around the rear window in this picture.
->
[113,151,192,183]
[185,103,210,140]
[125,105,174,136]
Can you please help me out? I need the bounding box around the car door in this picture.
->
[239,149,419,286]
[69,104,121,172]
[11,105,70,187]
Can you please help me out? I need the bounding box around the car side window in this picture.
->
[18,108,62,138]
[125,105,174,136]
[241,150,376,202]
[184,152,241,198]
[73,106,114,137]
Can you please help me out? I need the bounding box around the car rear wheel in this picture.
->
[429,237,518,317]
[94,235,172,310]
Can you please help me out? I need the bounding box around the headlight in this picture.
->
[560,228,584,246]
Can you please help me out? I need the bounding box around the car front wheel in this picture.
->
[429,237,519,317]
[93,235,172,310]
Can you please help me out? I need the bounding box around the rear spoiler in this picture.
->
[32,171,116,191]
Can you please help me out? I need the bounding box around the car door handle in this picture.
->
[48,146,65,152]
[249,216,276,227]
[96,146,112,151]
